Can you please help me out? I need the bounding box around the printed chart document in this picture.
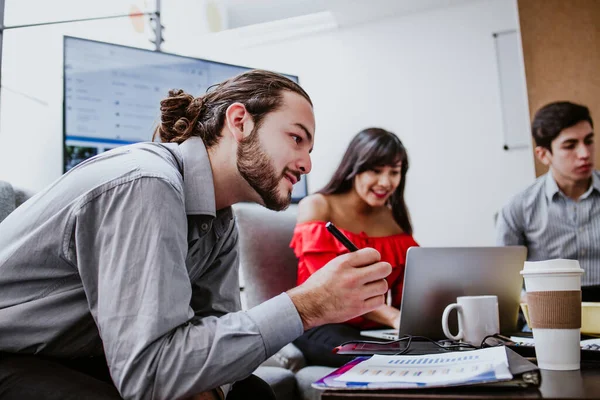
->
[313,346,513,390]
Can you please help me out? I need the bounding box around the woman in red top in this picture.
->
[291,128,419,367]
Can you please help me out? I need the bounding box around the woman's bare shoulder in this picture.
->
[296,193,331,223]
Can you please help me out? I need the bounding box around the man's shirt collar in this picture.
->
[583,171,600,200]
[544,172,560,201]
[545,170,600,201]
[178,137,217,217]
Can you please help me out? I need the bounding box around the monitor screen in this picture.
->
[63,36,308,201]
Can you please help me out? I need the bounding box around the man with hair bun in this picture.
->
[0,70,392,399]
[497,101,600,300]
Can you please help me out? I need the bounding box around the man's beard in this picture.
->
[237,128,292,211]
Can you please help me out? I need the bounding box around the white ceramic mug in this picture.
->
[441,295,500,346]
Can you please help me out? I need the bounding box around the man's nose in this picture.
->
[297,152,312,174]
[577,144,591,159]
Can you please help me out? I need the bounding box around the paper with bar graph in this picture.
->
[313,346,513,390]
[336,346,511,384]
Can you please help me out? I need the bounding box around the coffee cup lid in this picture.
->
[520,259,584,275]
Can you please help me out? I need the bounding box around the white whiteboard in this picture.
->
[494,30,531,150]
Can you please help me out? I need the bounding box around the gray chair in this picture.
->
[0,180,34,223]
[0,181,15,223]
[234,203,335,400]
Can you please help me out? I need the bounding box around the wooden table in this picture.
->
[321,363,600,399]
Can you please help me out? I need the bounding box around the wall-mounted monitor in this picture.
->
[63,36,308,201]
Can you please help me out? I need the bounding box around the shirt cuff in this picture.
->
[219,383,231,399]
[246,293,304,358]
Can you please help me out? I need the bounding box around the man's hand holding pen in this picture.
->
[287,222,392,331]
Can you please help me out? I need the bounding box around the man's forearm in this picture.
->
[100,294,302,399]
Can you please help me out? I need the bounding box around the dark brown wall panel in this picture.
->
[518,0,600,176]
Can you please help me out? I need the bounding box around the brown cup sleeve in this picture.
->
[527,290,581,329]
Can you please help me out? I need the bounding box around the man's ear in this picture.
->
[224,102,255,143]
[534,146,552,166]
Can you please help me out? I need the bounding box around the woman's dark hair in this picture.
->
[532,101,593,151]
[153,69,312,148]
[318,128,413,235]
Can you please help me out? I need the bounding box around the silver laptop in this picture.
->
[361,246,527,341]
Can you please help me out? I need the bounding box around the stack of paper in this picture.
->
[313,346,513,390]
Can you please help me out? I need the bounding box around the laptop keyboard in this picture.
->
[512,341,600,351]
[508,340,600,361]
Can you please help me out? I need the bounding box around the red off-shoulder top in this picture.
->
[290,221,419,329]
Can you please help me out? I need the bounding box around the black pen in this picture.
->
[325,222,359,252]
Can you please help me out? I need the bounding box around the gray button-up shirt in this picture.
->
[0,138,303,399]
[497,171,600,286]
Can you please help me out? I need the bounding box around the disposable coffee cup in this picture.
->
[520,259,584,371]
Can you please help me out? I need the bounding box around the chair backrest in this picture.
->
[233,203,299,308]
[0,181,35,224]
[0,181,16,223]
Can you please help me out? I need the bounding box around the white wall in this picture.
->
[163,0,537,246]
[0,0,536,246]
[0,0,153,191]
